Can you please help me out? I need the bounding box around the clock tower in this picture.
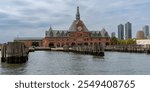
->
[69,6,89,32]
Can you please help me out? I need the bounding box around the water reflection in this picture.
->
[0,63,27,75]
[1,51,150,75]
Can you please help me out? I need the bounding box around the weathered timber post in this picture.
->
[1,43,7,62]
[1,42,29,64]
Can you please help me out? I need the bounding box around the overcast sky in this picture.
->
[0,0,150,43]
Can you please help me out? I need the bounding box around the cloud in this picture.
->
[0,0,150,42]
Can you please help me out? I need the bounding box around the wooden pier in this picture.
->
[1,42,29,64]
[105,45,150,54]
[69,44,104,56]
[0,42,105,64]
[0,44,1,51]
[28,45,105,56]
[29,47,51,52]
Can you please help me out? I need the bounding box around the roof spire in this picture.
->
[76,6,80,20]
[49,26,53,31]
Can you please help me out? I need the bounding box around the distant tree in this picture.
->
[118,39,136,45]
[118,40,126,45]
[111,37,136,45]
[111,37,118,45]
[126,39,136,45]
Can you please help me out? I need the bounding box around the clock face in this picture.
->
[77,26,82,31]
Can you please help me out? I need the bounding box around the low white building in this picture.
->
[136,39,150,47]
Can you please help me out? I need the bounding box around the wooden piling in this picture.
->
[105,45,150,54]
[1,43,6,62]
[69,43,104,56]
[1,42,29,64]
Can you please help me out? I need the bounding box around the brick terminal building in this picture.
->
[15,7,110,48]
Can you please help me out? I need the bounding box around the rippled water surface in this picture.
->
[0,51,150,75]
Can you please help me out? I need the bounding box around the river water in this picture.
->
[0,51,150,75]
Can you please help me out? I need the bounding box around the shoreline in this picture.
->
[105,45,150,54]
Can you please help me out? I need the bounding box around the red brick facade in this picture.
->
[14,7,110,48]
[42,31,110,48]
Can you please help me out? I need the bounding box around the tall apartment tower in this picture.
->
[111,32,116,38]
[143,25,149,38]
[118,24,124,40]
[125,22,132,40]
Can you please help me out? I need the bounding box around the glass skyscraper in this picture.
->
[118,24,124,40]
[125,22,132,40]
[143,25,149,38]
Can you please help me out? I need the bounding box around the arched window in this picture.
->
[78,43,82,46]
[99,42,101,45]
[32,42,39,47]
[106,42,110,46]
[71,42,76,47]
[84,43,88,46]
[49,43,54,48]
[57,43,60,47]
[62,43,64,47]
